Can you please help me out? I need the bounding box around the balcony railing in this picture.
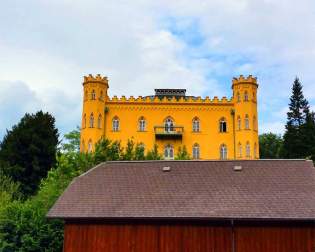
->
[154,126,184,139]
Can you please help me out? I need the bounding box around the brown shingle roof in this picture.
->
[47,160,315,220]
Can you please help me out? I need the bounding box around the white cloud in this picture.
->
[0,0,315,137]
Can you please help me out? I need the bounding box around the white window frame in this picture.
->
[192,144,200,159]
[139,118,146,131]
[192,118,200,132]
[220,144,227,160]
[164,144,174,159]
[112,117,120,131]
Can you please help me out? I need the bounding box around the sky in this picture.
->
[0,0,315,140]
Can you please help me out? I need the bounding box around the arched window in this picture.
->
[237,116,241,130]
[254,143,257,159]
[164,117,174,132]
[192,143,200,159]
[164,144,174,159]
[192,117,200,132]
[138,116,146,131]
[219,118,227,133]
[112,116,120,131]
[91,90,96,100]
[83,114,86,128]
[220,144,228,160]
[246,142,250,158]
[100,90,103,100]
[238,142,242,158]
[236,92,241,102]
[253,116,257,131]
[245,114,250,129]
[244,91,249,101]
[97,114,102,129]
[89,113,94,128]
[88,139,93,153]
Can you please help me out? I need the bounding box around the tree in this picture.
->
[175,146,190,160]
[0,111,59,197]
[282,78,311,158]
[134,143,145,160]
[61,127,80,153]
[301,111,315,161]
[259,133,283,159]
[146,144,162,160]
[122,139,135,160]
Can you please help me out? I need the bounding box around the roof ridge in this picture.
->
[105,159,307,164]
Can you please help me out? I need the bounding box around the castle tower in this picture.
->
[80,74,108,152]
[232,75,259,159]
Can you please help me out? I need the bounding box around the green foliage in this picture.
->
[134,143,145,160]
[0,124,196,251]
[61,127,81,153]
[0,111,59,197]
[146,144,162,160]
[123,139,135,160]
[282,78,315,160]
[175,146,191,160]
[0,150,95,252]
[259,133,283,159]
[0,170,21,211]
[93,138,123,163]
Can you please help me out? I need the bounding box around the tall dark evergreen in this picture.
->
[0,111,59,196]
[282,77,311,158]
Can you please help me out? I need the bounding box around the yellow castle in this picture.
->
[80,74,259,160]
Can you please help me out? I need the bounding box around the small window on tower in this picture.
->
[91,90,96,100]
[83,114,86,128]
[244,91,249,102]
[236,92,241,102]
[88,140,93,153]
[246,142,250,158]
[89,113,94,128]
[100,91,103,100]
[245,114,250,129]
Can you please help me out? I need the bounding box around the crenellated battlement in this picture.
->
[232,75,258,86]
[107,95,233,104]
[83,74,109,85]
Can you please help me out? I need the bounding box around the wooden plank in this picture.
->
[63,222,232,252]
[235,225,315,252]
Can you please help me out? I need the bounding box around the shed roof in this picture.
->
[47,160,315,221]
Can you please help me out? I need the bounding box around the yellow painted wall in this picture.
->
[80,74,259,160]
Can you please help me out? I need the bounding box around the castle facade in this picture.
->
[80,74,259,160]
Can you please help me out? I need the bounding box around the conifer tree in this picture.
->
[282,78,311,158]
[0,111,59,196]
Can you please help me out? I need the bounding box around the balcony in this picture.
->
[154,126,184,140]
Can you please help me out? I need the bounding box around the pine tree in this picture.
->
[282,77,311,158]
[0,111,59,197]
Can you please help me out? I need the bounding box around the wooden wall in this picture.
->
[64,222,232,252]
[235,225,315,252]
[63,221,315,252]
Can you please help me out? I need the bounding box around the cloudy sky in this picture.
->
[0,0,315,140]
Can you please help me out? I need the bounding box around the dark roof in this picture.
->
[47,160,315,221]
[154,89,186,97]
